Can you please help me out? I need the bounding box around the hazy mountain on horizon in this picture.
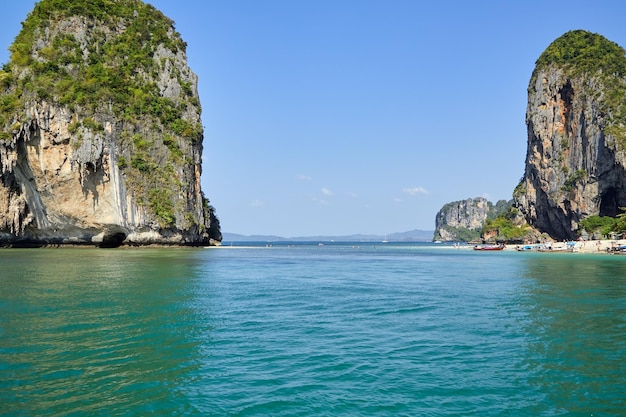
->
[221,229,434,242]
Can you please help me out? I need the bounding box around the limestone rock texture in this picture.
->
[433,197,492,241]
[513,30,626,240]
[0,0,221,246]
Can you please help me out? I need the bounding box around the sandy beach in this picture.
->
[507,239,626,254]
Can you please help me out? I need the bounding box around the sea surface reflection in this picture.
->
[1,245,625,416]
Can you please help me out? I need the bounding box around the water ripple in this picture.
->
[1,246,625,415]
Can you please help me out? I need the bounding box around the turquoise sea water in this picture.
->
[1,242,625,416]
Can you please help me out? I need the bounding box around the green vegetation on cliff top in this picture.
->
[2,0,187,122]
[532,30,626,144]
[0,0,203,227]
[534,30,626,78]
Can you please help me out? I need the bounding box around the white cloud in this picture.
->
[321,187,334,196]
[250,199,264,207]
[393,197,403,203]
[297,174,312,181]
[403,186,429,195]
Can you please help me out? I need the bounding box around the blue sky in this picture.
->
[2,1,626,237]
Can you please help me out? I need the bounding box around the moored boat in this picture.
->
[473,244,505,251]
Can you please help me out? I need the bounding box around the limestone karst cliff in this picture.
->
[513,30,626,241]
[433,197,509,241]
[0,0,221,246]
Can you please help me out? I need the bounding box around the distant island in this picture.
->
[222,229,434,243]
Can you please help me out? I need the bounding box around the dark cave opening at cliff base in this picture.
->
[599,187,619,217]
[98,232,127,248]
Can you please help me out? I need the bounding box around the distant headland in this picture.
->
[222,230,434,243]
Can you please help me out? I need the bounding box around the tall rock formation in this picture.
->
[434,197,500,241]
[0,0,221,246]
[514,30,626,240]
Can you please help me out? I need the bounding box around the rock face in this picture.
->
[433,197,492,241]
[514,30,626,241]
[0,0,221,246]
